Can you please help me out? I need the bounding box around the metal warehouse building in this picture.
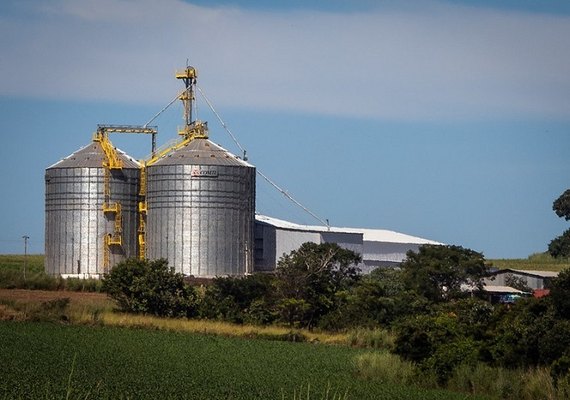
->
[254,215,442,273]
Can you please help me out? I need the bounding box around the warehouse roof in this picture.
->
[255,214,442,245]
[491,269,559,278]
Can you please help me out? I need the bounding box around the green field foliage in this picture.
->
[0,321,478,400]
[489,252,570,272]
[0,254,44,274]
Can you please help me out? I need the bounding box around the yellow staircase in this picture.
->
[94,130,123,271]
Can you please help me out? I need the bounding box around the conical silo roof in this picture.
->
[47,141,140,169]
[151,138,252,167]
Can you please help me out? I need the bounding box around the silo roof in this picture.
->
[47,142,140,169]
[151,138,253,167]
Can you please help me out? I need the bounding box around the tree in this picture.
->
[101,258,197,318]
[549,229,570,259]
[401,244,489,303]
[199,274,276,324]
[550,268,570,319]
[274,242,362,328]
[553,189,570,220]
[549,190,570,258]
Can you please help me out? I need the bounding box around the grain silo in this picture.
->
[45,132,140,276]
[143,67,256,276]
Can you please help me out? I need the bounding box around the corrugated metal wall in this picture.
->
[45,165,139,276]
[146,163,255,276]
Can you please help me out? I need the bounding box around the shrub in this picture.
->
[198,274,275,324]
[422,338,479,385]
[551,355,570,387]
[101,258,197,318]
[550,268,570,319]
[393,313,462,363]
[28,298,70,322]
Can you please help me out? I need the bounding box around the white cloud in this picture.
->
[1,0,569,120]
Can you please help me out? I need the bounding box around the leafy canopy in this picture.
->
[101,258,197,318]
[275,242,362,327]
[401,244,488,302]
[553,189,570,221]
[549,229,570,259]
[549,190,570,258]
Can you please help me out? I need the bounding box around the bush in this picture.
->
[551,355,570,387]
[422,338,479,385]
[393,313,463,363]
[198,274,275,324]
[550,268,570,319]
[28,298,70,322]
[101,258,197,318]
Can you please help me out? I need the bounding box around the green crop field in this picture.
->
[0,254,44,274]
[0,322,478,400]
[489,253,570,272]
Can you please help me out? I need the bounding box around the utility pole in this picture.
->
[22,235,29,281]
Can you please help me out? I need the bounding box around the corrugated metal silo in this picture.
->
[145,137,256,277]
[45,140,140,276]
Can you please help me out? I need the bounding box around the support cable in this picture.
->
[256,170,330,228]
[144,86,191,128]
[196,85,247,160]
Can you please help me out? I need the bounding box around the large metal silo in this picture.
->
[145,137,256,277]
[45,140,140,277]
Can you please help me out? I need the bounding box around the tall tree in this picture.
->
[401,244,488,302]
[553,189,570,220]
[548,229,570,259]
[275,242,361,328]
[549,190,570,258]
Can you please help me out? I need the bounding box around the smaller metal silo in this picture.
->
[145,129,256,277]
[142,66,256,277]
[45,136,140,277]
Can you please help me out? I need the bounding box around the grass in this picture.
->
[355,352,570,400]
[489,252,570,272]
[0,289,347,344]
[347,328,394,350]
[0,254,44,274]
[0,321,476,400]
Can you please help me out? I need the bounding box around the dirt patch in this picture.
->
[0,289,111,307]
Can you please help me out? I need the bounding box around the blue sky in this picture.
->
[1,0,569,259]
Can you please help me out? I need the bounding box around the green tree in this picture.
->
[549,190,570,258]
[274,242,361,328]
[199,274,276,324]
[549,229,570,259]
[331,268,429,329]
[553,189,570,220]
[101,258,197,318]
[550,268,570,319]
[401,244,489,303]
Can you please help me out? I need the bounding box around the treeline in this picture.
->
[102,242,570,387]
